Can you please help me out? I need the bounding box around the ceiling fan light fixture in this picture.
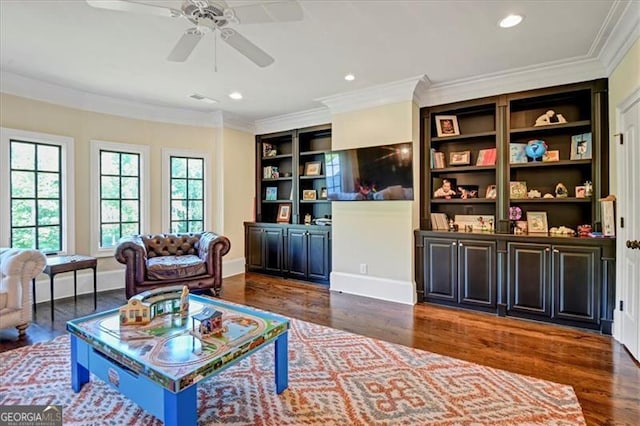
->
[499,14,523,28]
[344,73,355,81]
[229,92,243,100]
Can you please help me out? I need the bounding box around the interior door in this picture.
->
[616,90,640,362]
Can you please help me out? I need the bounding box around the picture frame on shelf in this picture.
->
[276,204,291,223]
[476,148,496,166]
[302,189,317,200]
[527,211,548,234]
[433,177,457,199]
[457,185,478,199]
[485,184,497,199]
[304,161,322,176]
[449,150,471,166]
[509,181,528,199]
[434,115,460,137]
[542,150,560,162]
[510,143,528,164]
[570,132,592,160]
[265,187,277,201]
[515,220,528,235]
[575,186,586,198]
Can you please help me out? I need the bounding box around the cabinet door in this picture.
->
[458,240,496,308]
[307,229,330,281]
[263,228,284,273]
[508,243,551,317]
[423,238,457,302]
[286,228,307,279]
[246,226,265,271]
[553,245,600,324]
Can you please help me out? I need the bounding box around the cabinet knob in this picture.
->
[627,240,640,249]
[452,242,456,246]
[553,249,559,253]
[545,248,550,252]
[459,243,463,247]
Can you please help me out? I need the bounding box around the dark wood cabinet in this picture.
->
[507,243,551,318]
[421,236,496,310]
[245,222,330,284]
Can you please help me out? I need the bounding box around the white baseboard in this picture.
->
[223,257,245,278]
[33,268,125,303]
[329,272,416,305]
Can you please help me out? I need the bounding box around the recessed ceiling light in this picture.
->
[188,93,218,104]
[344,74,355,81]
[499,14,523,28]
[229,91,243,100]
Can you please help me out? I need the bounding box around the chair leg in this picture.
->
[209,288,219,297]
[16,322,29,338]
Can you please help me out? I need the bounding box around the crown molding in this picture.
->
[254,107,330,135]
[220,111,255,134]
[598,0,639,75]
[421,56,606,107]
[0,70,224,128]
[316,75,427,114]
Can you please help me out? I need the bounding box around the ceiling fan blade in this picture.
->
[167,30,204,62]
[86,0,182,18]
[220,28,274,67]
[227,1,303,24]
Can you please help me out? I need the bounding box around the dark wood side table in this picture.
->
[32,255,98,321]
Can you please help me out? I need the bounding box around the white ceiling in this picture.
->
[0,0,622,123]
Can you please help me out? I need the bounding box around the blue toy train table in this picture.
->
[66,294,289,425]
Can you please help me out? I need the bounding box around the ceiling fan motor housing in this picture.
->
[183,2,228,28]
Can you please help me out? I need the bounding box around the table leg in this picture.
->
[73,270,77,302]
[70,336,90,392]
[275,331,288,394]
[50,274,55,322]
[93,267,97,310]
[163,385,197,426]
[32,278,37,312]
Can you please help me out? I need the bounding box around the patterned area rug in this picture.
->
[0,319,584,425]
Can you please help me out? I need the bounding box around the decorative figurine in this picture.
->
[584,180,593,197]
[524,139,548,162]
[543,193,554,198]
[527,189,542,198]
[191,307,224,339]
[534,110,567,127]
[304,213,312,225]
[555,183,569,198]
[577,224,592,237]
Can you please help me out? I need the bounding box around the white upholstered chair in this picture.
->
[0,248,46,337]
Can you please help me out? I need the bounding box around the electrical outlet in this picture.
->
[359,263,368,274]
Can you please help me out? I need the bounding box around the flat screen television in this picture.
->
[323,142,413,201]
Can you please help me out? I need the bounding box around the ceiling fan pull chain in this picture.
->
[214,30,218,73]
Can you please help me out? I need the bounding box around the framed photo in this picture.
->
[435,115,460,137]
[449,150,471,166]
[276,204,291,223]
[457,185,478,199]
[601,198,615,236]
[515,220,528,235]
[510,181,527,199]
[542,150,560,162]
[433,177,457,199]
[265,187,277,201]
[570,132,592,160]
[320,187,327,199]
[527,211,548,234]
[302,189,317,200]
[575,186,586,198]
[305,161,322,176]
[485,184,497,199]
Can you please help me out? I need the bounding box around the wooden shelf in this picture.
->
[300,200,330,204]
[510,159,591,169]
[510,120,591,135]
[509,197,592,203]
[431,130,496,142]
[300,150,329,156]
[300,175,326,180]
[431,198,496,204]
[262,177,292,181]
[432,165,496,173]
[261,154,293,160]
[262,200,292,203]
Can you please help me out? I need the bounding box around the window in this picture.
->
[0,128,75,253]
[162,149,210,233]
[90,140,149,256]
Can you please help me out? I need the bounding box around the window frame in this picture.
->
[161,148,210,233]
[90,140,150,257]
[0,127,75,254]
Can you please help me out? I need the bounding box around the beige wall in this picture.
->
[0,93,253,273]
[608,38,640,194]
[330,101,420,304]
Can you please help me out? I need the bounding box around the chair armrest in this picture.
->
[198,232,231,274]
[115,236,147,284]
[0,248,46,309]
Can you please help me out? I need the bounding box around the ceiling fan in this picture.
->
[86,0,303,67]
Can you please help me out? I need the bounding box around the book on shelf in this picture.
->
[432,151,446,169]
[265,187,277,201]
[510,143,528,164]
[263,166,279,179]
[476,148,496,166]
[430,213,449,230]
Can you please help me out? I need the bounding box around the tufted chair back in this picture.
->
[141,233,201,258]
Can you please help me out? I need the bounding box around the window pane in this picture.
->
[121,222,139,237]
[171,157,187,178]
[38,226,61,252]
[12,227,35,249]
[11,171,35,198]
[37,172,60,198]
[188,179,203,199]
[38,200,60,225]
[121,177,139,199]
[121,154,138,176]
[11,200,35,226]
[37,145,60,172]
[101,200,120,223]
[171,200,187,220]
[188,201,203,220]
[101,224,120,247]
[189,221,203,232]
[10,142,35,169]
[121,200,139,222]
[101,176,120,199]
[101,151,120,175]
[171,221,187,233]
[187,158,203,178]
[171,179,187,199]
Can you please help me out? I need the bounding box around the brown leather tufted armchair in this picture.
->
[115,232,230,299]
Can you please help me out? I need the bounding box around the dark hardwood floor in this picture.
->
[1,272,638,425]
